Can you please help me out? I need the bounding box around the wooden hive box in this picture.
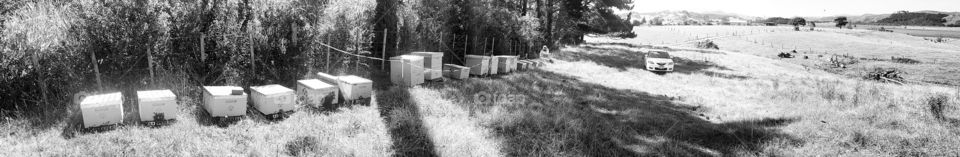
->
[443,64,470,79]
[489,56,500,75]
[517,60,529,71]
[509,56,520,71]
[137,90,177,122]
[250,84,296,116]
[316,72,340,85]
[297,79,338,107]
[80,92,124,128]
[390,55,425,86]
[202,86,248,117]
[465,55,489,75]
[337,75,373,100]
[411,52,444,80]
[494,56,512,73]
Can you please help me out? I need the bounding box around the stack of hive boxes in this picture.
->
[390,55,425,86]
[297,79,338,108]
[465,55,489,75]
[202,86,248,118]
[411,52,443,80]
[250,84,296,118]
[136,90,177,124]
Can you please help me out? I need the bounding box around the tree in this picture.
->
[790,17,806,26]
[834,16,849,28]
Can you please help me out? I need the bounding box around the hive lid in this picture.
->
[251,84,294,95]
[411,52,444,57]
[399,55,423,61]
[466,55,490,59]
[80,92,122,107]
[298,79,335,89]
[339,75,372,84]
[204,86,246,96]
[137,90,176,102]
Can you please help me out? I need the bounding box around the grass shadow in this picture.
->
[555,44,750,79]
[425,70,797,156]
[374,86,438,156]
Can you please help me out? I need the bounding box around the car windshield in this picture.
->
[647,51,670,59]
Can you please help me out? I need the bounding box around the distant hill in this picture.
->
[628,10,755,25]
[817,11,960,26]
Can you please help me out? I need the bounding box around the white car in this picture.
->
[644,51,674,72]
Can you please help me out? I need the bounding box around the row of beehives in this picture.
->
[390,52,546,86]
[77,73,373,129]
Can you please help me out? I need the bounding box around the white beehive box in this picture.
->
[495,56,512,73]
[80,92,124,128]
[390,55,425,86]
[202,86,248,117]
[465,55,489,75]
[316,72,340,85]
[297,79,338,107]
[338,75,373,100]
[517,60,528,71]
[509,56,519,71]
[411,52,444,80]
[489,56,500,75]
[443,64,470,79]
[250,85,296,116]
[137,90,177,122]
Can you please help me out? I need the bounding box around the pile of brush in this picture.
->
[695,39,719,49]
[864,68,905,84]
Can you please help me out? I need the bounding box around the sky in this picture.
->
[631,0,960,17]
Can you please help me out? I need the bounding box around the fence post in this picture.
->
[33,50,48,104]
[249,33,255,73]
[91,51,102,91]
[382,29,388,70]
[148,48,155,85]
[355,36,360,74]
[395,29,401,57]
[200,33,206,62]
[325,34,330,73]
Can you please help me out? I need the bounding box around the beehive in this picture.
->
[202,86,248,117]
[80,92,124,128]
[495,56,512,73]
[316,72,339,85]
[465,55,489,75]
[509,56,520,71]
[517,60,529,71]
[443,64,470,79]
[411,52,444,80]
[338,75,373,100]
[137,90,177,122]
[390,55,425,86]
[489,56,500,75]
[297,79,338,107]
[250,85,296,116]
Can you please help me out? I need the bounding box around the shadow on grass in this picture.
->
[582,42,727,55]
[375,87,439,157]
[424,70,798,156]
[555,44,750,79]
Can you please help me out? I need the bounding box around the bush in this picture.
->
[891,56,921,64]
[696,39,719,49]
[925,94,950,121]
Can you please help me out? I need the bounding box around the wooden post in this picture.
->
[200,33,206,62]
[147,48,155,85]
[381,29,388,70]
[395,29,401,57]
[91,51,102,91]
[33,50,48,104]
[355,36,360,74]
[463,34,468,62]
[249,33,255,73]
[325,34,330,73]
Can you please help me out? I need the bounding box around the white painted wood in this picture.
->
[80,92,123,128]
[202,86,247,117]
[338,75,373,100]
[250,85,296,115]
[297,79,338,107]
[465,55,489,75]
[137,90,177,122]
[411,52,444,80]
[443,64,470,79]
[390,55,425,86]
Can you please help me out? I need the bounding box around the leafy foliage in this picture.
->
[878,11,948,26]
[835,17,849,28]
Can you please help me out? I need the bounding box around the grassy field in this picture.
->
[3,25,960,156]
[627,25,960,86]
